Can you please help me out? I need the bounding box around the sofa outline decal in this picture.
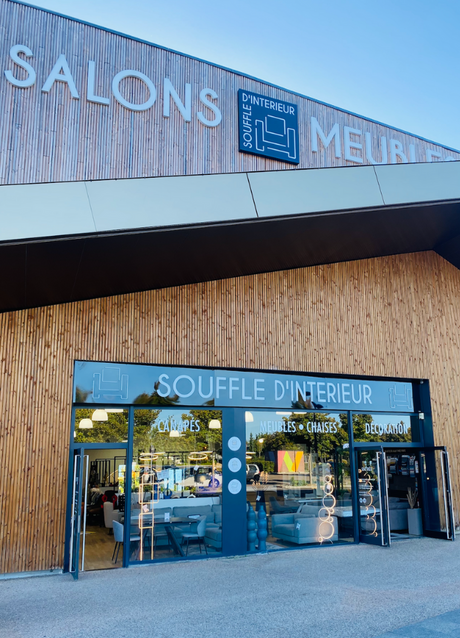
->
[93,366,129,400]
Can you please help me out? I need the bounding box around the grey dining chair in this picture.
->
[181,515,208,555]
[112,520,141,564]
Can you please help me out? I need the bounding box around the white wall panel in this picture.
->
[375,161,460,206]
[0,182,94,241]
[86,173,257,232]
[2,162,460,243]
[248,166,384,217]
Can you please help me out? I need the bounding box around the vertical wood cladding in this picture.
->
[0,0,458,186]
[1,250,460,573]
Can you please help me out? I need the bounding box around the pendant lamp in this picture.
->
[79,418,93,429]
[92,409,108,421]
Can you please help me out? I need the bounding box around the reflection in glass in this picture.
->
[353,413,415,444]
[130,409,223,562]
[245,411,353,550]
[357,451,382,539]
[357,449,420,542]
[74,408,128,443]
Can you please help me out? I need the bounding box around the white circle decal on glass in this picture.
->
[228,479,242,495]
[228,436,241,451]
[228,457,242,473]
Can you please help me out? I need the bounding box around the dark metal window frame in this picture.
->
[64,366,433,571]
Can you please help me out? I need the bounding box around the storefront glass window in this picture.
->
[352,413,419,444]
[129,408,223,562]
[245,410,354,549]
[74,408,128,443]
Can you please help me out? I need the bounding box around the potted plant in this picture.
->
[407,488,423,535]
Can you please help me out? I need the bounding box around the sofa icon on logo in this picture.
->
[388,384,413,410]
[255,115,297,161]
[238,89,299,164]
[93,366,129,401]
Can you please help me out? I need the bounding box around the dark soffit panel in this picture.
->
[434,231,460,269]
[1,198,460,313]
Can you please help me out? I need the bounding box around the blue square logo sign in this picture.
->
[238,90,299,164]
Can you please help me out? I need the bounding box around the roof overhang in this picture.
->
[1,161,460,312]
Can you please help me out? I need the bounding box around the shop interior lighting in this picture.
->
[92,409,108,421]
[140,452,165,458]
[169,430,180,437]
[209,419,221,429]
[245,412,254,422]
[188,453,209,462]
[105,408,124,413]
[78,418,93,429]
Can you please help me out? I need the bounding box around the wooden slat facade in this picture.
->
[0,0,459,187]
[0,250,459,573]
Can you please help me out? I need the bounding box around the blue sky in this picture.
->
[23,0,460,150]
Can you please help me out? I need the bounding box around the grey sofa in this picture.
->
[271,504,338,545]
[269,496,299,514]
[204,526,222,549]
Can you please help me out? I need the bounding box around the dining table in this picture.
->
[130,514,196,557]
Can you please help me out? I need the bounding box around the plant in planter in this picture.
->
[407,487,418,509]
[407,487,423,535]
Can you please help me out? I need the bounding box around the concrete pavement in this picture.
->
[1,537,460,638]
[376,608,460,637]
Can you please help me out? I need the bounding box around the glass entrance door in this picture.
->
[420,447,455,541]
[69,450,88,580]
[355,448,391,546]
[69,446,129,578]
